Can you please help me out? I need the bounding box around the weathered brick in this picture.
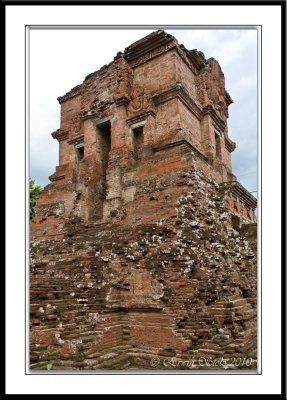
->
[30,30,257,371]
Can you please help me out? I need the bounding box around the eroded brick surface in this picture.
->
[30,30,257,370]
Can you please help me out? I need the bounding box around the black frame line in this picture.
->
[1,1,286,5]
[0,0,287,399]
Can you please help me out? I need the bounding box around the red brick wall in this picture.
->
[30,31,257,370]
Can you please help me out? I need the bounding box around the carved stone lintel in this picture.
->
[115,95,130,107]
[94,116,113,127]
[81,109,98,120]
[67,135,84,146]
[126,111,156,127]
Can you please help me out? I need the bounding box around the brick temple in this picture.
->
[30,30,257,370]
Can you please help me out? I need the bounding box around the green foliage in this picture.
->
[46,348,58,371]
[47,362,53,370]
[29,179,42,219]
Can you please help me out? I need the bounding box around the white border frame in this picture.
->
[6,4,282,395]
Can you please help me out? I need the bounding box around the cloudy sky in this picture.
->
[30,28,257,194]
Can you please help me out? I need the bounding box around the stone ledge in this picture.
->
[126,110,156,126]
[203,105,226,131]
[154,138,208,163]
[51,130,69,142]
[225,136,236,153]
[57,84,82,104]
[152,82,203,121]
[123,30,175,65]
[67,135,84,146]
[106,303,163,311]
[49,174,66,182]
[221,181,257,209]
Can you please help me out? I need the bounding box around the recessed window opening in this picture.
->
[76,145,84,162]
[132,125,144,160]
[215,131,221,158]
[97,120,111,199]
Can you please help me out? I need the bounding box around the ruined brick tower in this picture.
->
[30,30,257,370]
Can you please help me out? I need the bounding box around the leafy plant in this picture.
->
[30,179,42,219]
[46,349,57,370]
[47,361,53,370]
